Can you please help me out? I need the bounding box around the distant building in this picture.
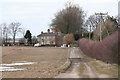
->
[37,30,64,46]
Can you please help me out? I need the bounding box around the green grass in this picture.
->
[70,43,78,47]
[118,66,120,79]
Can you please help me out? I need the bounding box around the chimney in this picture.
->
[41,31,43,34]
[48,29,50,33]
[53,28,56,33]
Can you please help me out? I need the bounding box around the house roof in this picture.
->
[37,32,57,37]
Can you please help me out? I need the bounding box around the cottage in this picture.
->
[37,30,64,46]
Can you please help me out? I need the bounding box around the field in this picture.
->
[2,47,69,78]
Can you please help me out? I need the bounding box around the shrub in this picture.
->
[78,29,119,64]
[63,33,75,44]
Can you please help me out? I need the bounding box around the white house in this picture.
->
[37,30,64,46]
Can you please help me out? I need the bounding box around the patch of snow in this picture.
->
[0,67,25,71]
[0,61,37,71]
[0,62,37,66]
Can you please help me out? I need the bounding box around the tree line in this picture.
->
[0,22,24,45]
[0,2,119,46]
[0,22,37,46]
[50,2,119,44]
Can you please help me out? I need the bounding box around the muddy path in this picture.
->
[55,48,110,78]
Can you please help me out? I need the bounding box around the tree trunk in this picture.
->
[13,34,16,45]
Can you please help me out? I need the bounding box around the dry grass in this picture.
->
[78,49,118,78]
[2,47,69,78]
[90,59,118,78]
[78,62,86,77]
[58,60,71,73]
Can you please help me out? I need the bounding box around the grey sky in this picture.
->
[0,0,119,37]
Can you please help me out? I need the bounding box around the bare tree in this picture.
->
[0,23,9,44]
[9,22,21,45]
[17,28,26,44]
[50,2,85,34]
[0,28,1,34]
[92,16,118,41]
[19,28,26,38]
[85,14,104,32]
[0,26,2,45]
[84,14,99,40]
[85,13,108,40]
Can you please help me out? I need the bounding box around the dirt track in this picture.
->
[56,48,81,78]
[56,48,110,78]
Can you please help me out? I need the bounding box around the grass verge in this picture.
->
[90,59,118,78]
[57,60,71,73]
[78,62,86,78]
[79,49,118,78]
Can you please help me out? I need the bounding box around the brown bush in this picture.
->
[63,33,74,44]
[78,29,119,64]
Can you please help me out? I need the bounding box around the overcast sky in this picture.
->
[0,0,119,37]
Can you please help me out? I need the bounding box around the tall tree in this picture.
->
[50,2,85,34]
[9,22,21,45]
[85,13,108,40]
[84,14,108,32]
[0,26,2,40]
[0,25,3,45]
[24,30,32,45]
[0,23,9,44]
[92,16,118,41]
[19,28,26,38]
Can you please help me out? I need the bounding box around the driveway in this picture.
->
[55,47,110,78]
[56,48,81,78]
